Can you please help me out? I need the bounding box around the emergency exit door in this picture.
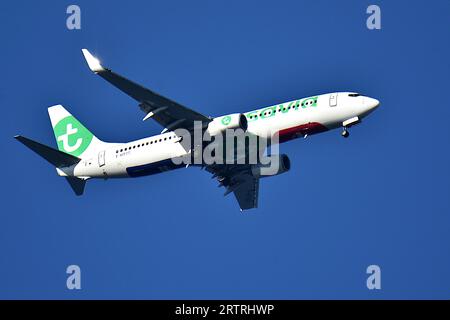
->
[329,93,338,107]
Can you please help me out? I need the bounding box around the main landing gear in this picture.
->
[341,127,349,138]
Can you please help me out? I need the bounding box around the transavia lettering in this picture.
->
[245,96,318,122]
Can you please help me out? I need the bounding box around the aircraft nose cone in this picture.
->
[365,97,380,111]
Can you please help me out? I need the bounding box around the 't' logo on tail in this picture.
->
[54,116,93,157]
[57,123,83,152]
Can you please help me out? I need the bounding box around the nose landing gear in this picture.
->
[341,127,349,138]
[341,117,360,138]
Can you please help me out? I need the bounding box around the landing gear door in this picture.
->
[329,93,338,107]
[98,150,105,167]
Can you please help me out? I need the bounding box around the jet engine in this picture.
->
[251,154,291,178]
[206,113,248,136]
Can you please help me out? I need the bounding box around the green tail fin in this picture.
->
[48,104,101,158]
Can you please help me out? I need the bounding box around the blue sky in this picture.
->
[1,0,449,299]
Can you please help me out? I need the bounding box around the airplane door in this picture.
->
[329,93,338,107]
[98,150,105,167]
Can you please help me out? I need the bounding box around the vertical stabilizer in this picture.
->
[48,105,105,159]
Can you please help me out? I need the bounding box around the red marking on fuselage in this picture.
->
[278,122,328,143]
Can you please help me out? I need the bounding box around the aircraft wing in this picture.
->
[81,49,211,132]
[205,164,259,210]
[232,175,259,210]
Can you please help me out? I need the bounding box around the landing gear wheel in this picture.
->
[341,129,349,138]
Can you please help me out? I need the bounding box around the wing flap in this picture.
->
[232,175,259,210]
[206,165,260,211]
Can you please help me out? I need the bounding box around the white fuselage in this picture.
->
[71,92,379,179]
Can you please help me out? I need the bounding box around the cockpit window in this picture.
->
[348,93,360,97]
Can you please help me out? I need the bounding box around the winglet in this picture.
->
[81,49,104,73]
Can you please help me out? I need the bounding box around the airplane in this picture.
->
[15,49,380,210]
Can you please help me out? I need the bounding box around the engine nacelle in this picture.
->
[206,113,248,136]
[251,154,291,178]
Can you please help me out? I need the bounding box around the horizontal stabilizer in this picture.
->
[65,176,86,196]
[14,135,81,168]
